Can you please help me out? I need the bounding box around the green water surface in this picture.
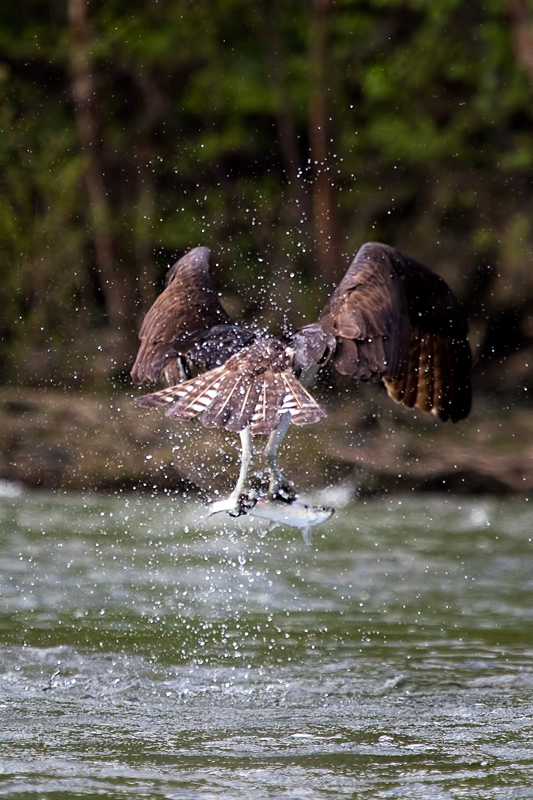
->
[1,487,533,798]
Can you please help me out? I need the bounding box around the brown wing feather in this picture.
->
[416,332,434,413]
[319,242,471,422]
[319,243,408,380]
[131,247,233,385]
[384,326,420,407]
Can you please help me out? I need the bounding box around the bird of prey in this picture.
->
[131,243,471,518]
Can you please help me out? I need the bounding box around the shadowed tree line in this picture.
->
[1,0,533,396]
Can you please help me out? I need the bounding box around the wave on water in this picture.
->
[0,479,24,498]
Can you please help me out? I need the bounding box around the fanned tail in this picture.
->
[135,365,325,435]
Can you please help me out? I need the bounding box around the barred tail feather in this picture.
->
[136,364,325,435]
[249,375,286,435]
[135,384,184,409]
[202,373,260,431]
[135,366,225,418]
[164,369,225,420]
[278,373,326,426]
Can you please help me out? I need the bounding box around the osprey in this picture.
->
[131,243,471,517]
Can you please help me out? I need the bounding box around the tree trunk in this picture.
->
[67,0,132,340]
[506,0,533,82]
[308,0,338,284]
[257,0,312,258]
[258,1,304,186]
[131,67,165,313]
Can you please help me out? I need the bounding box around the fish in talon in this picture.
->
[243,497,334,544]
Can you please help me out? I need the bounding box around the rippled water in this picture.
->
[1,486,533,798]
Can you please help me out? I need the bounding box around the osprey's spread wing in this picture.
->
[131,246,253,386]
[132,243,471,434]
[315,242,471,422]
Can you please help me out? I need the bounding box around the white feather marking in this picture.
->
[236,383,253,417]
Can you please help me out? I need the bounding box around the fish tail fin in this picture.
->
[301,526,312,546]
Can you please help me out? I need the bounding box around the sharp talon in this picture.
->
[229,492,257,516]
[207,498,239,516]
[208,492,257,518]
[227,500,247,518]
[269,485,297,503]
[267,464,297,503]
[268,478,297,504]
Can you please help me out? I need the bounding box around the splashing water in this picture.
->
[1,489,533,798]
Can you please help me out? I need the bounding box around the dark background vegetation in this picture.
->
[1,0,533,392]
[1,0,533,496]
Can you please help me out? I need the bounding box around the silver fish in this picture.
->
[244,498,334,544]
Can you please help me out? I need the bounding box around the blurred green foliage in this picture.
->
[0,0,532,391]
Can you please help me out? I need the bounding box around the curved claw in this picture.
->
[268,481,297,504]
[267,471,297,504]
[207,493,256,518]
